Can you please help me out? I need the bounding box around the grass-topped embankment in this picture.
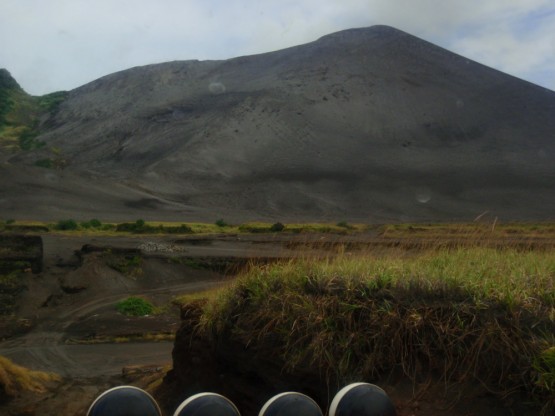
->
[4,218,555,241]
[378,222,555,240]
[194,248,555,412]
[0,218,372,236]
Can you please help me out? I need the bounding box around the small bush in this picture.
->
[116,219,149,233]
[164,224,193,234]
[116,296,154,316]
[270,222,285,232]
[89,218,102,228]
[336,221,354,229]
[215,219,229,227]
[80,219,102,229]
[54,219,78,230]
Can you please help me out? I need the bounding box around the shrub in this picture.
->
[164,224,193,234]
[116,219,148,233]
[336,221,354,229]
[89,218,102,228]
[54,219,78,230]
[80,219,102,229]
[270,222,285,232]
[116,296,154,316]
[215,219,229,227]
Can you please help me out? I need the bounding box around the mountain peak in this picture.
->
[316,25,407,43]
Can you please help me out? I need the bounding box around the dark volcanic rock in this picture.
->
[2,26,554,222]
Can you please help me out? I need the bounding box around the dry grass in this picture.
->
[198,247,555,412]
[0,355,60,398]
[172,287,227,307]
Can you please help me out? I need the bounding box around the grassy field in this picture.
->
[187,246,555,413]
[0,218,371,235]
[3,218,555,240]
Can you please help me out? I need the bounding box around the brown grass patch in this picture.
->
[0,355,60,400]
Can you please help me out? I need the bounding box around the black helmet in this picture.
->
[329,383,397,416]
[173,392,241,416]
[87,386,162,416]
[259,392,323,416]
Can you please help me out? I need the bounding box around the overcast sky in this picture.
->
[1,0,554,95]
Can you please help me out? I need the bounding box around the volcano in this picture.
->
[1,25,554,222]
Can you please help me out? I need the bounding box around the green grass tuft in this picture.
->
[54,219,78,230]
[116,296,154,316]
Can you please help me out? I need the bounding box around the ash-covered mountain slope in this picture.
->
[3,25,555,222]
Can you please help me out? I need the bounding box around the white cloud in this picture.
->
[0,0,553,94]
[448,4,555,90]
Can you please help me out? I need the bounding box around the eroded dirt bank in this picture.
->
[160,300,544,416]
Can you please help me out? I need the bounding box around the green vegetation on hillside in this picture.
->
[197,248,555,411]
[0,69,18,126]
[0,68,67,154]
